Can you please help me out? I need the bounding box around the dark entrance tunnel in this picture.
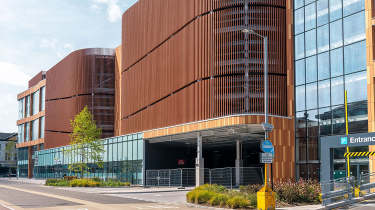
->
[144,139,263,170]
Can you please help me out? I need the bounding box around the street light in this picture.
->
[241,28,270,137]
[242,27,272,182]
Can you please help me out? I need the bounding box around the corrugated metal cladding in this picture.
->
[45,48,116,149]
[120,0,287,135]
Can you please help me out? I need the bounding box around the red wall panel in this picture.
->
[120,1,288,135]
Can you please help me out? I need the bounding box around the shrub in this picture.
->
[247,193,257,207]
[195,190,216,204]
[45,179,70,186]
[274,179,320,204]
[186,190,198,203]
[208,193,229,207]
[239,184,263,194]
[69,178,100,187]
[63,176,77,181]
[195,184,226,193]
[226,195,250,209]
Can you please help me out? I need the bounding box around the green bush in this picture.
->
[69,178,100,187]
[273,179,321,204]
[239,184,262,194]
[247,193,257,207]
[226,195,250,209]
[196,184,226,193]
[208,193,229,207]
[186,190,197,203]
[45,179,70,186]
[195,190,216,204]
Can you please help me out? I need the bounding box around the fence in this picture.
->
[321,173,375,209]
[145,167,263,188]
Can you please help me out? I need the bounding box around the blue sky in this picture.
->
[0,0,137,132]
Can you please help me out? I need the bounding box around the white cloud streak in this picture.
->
[92,0,122,22]
[0,61,30,87]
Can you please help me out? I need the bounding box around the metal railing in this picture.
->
[145,167,263,188]
[321,173,375,209]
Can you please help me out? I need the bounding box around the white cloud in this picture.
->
[40,38,58,49]
[0,61,30,87]
[92,0,122,22]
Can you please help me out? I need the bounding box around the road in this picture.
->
[0,180,199,210]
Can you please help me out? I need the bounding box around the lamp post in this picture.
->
[242,28,275,209]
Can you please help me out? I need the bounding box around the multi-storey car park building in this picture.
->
[16,0,375,185]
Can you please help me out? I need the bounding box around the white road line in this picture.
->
[0,203,15,210]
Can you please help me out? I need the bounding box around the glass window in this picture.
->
[296,85,306,112]
[329,0,342,21]
[305,3,316,31]
[295,34,305,60]
[18,125,24,143]
[118,141,123,161]
[305,0,314,5]
[345,71,367,103]
[123,140,128,161]
[331,76,344,105]
[344,41,366,74]
[308,137,319,160]
[295,0,304,9]
[128,141,133,161]
[306,83,318,110]
[113,143,118,162]
[317,24,329,53]
[133,140,137,161]
[25,96,30,117]
[348,101,368,134]
[318,52,330,80]
[330,48,343,77]
[40,87,45,111]
[18,98,24,120]
[31,119,38,140]
[306,56,317,83]
[343,11,365,45]
[332,105,346,135]
[32,90,39,115]
[295,59,305,85]
[343,0,365,17]
[330,20,343,49]
[307,109,319,136]
[138,140,143,160]
[319,107,332,136]
[40,117,45,138]
[295,8,305,35]
[305,29,316,56]
[317,0,328,26]
[318,79,330,107]
[296,112,307,138]
[297,138,307,161]
[25,122,30,141]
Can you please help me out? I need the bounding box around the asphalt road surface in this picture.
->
[0,180,200,210]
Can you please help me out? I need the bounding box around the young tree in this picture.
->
[66,106,104,178]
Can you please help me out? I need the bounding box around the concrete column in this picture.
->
[196,133,204,187]
[235,140,243,186]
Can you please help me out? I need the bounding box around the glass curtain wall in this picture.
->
[294,0,367,179]
[40,87,45,111]
[33,133,144,185]
[17,147,28,177]
[18,98,24,120]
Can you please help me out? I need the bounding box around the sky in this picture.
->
[0,0,137,133]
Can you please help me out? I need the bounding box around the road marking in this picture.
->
[0,184,97,206]
[0,199,16,210]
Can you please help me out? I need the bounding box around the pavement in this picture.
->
[5,178,375,210]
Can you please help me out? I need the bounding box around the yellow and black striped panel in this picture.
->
[344,152,375,157]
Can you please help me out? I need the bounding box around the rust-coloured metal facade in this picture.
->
[120,0,288,135]
[45,48,115,149]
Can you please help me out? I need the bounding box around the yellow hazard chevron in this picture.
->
[344,152,375,157]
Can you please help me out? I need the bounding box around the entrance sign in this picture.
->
[260,153,273,163]
[261,140,274,155]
